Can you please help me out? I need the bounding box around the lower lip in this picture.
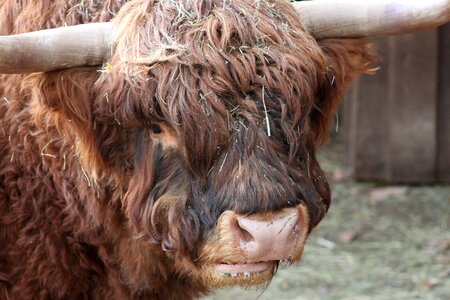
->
[215,261,273,276]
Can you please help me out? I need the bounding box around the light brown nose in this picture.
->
[228,206,308,262]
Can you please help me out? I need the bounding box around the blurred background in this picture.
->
[203,23,450,300]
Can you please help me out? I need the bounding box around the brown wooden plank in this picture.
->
[344,79,357,172]
[437,23,450,182]
[351,37,392,181]
[387,30,438,183]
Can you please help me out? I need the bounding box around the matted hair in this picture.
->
[30,0,375,260]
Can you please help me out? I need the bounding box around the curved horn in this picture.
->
[0,22,113,74]
[0,1,448,74]
[293,0,450,39]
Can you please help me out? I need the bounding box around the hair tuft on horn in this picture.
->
[0,1,448,73]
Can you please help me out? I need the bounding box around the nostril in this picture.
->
[237,223,255,244]
[231,217,255,244]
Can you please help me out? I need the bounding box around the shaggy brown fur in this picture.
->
[0,0,375,298]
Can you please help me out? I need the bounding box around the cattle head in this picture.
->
[1,0,448,290]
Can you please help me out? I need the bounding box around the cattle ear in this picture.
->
[29,69,105,174]
[30,68,97,127]
[311,39,376,144]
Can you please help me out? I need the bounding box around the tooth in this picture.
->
[231,273,238,277]
[244,272,250,278]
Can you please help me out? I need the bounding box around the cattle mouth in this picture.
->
[215,261,273,277]
[201,261,277,287]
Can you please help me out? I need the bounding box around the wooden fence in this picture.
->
[344,24,450,184]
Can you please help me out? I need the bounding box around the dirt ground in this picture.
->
[203,136,450,300]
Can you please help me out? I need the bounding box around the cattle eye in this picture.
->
[150,123,163,134]
[148,123,178,149]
